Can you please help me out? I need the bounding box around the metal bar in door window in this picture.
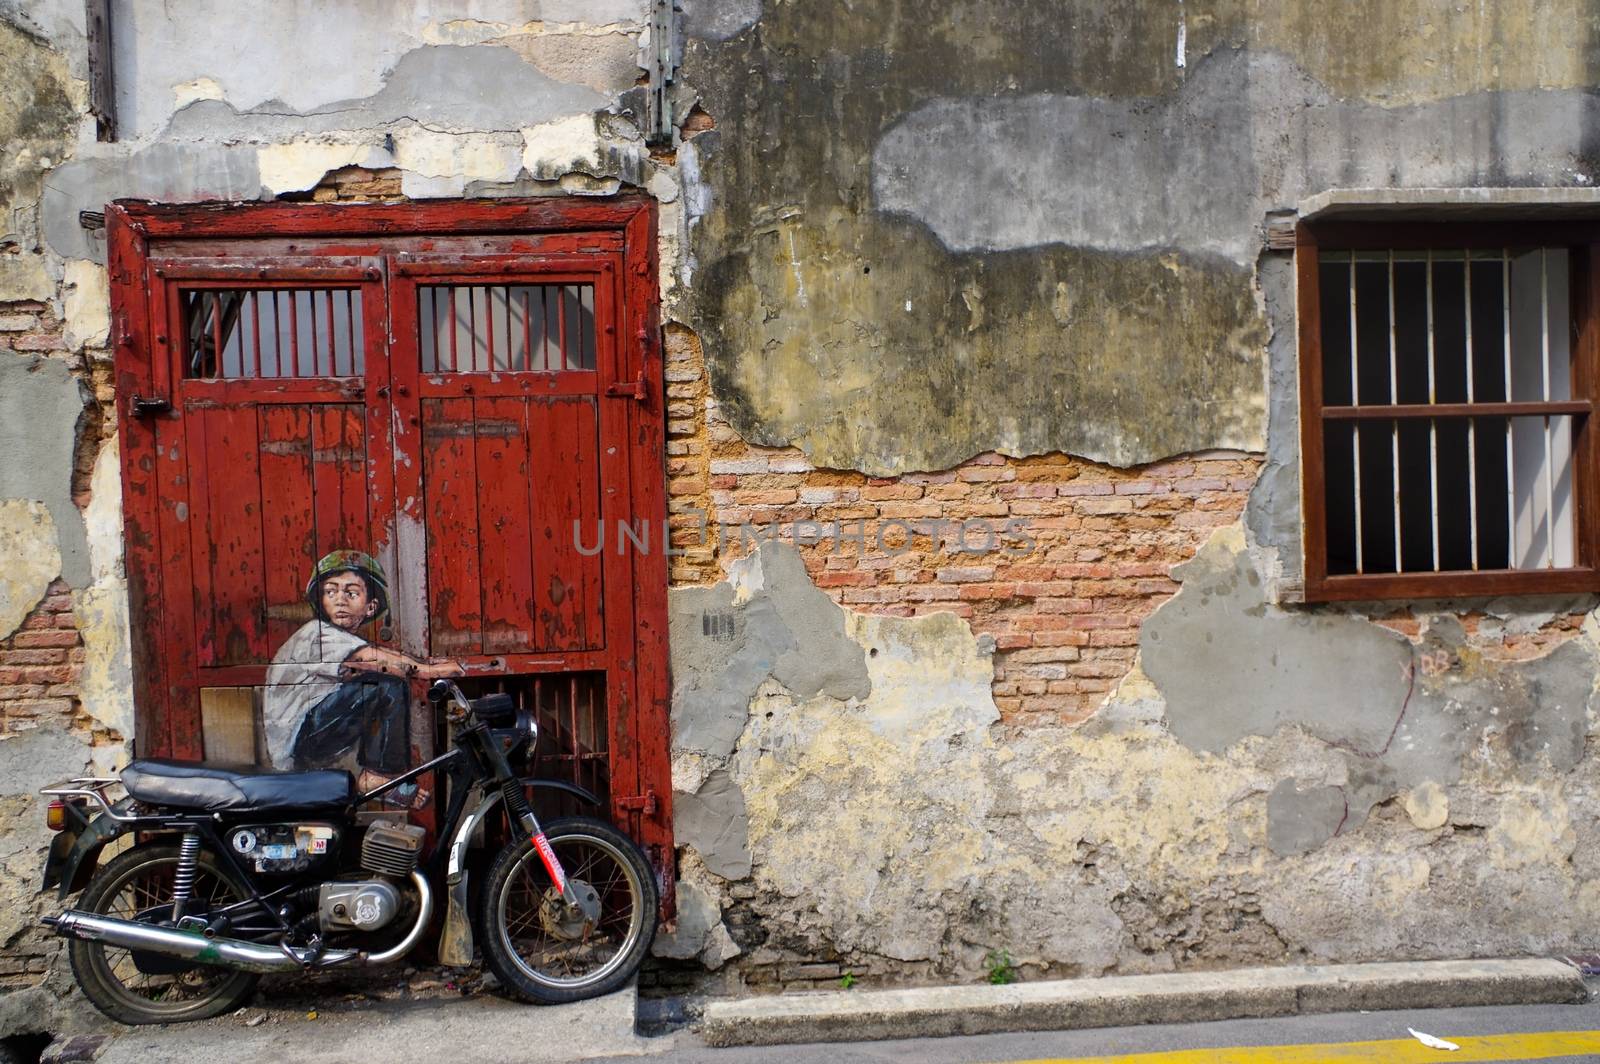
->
[1542,248,1556,568]
[1425,250,1440,571]
[1464,251,1479,569]
[250,291,262,379]
[1349,254,1364,574]
[1504,250,1516,565]
[1387,251,1402,565]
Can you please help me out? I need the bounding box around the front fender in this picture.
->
[43,800,132,899]
[445,779,601,879]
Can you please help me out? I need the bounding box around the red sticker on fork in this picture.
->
[532,832,568,894]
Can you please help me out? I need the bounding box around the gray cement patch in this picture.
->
[0,353,89,586]
[873,50,1600,266]
[672,768,751,879]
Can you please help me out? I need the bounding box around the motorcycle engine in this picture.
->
[318,880,403,932]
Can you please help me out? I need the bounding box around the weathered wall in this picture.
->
[6,0,1600,1015]
[679,0,1600,474]
[651,0,1600,992]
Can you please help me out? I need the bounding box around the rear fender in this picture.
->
[43,799,134,898]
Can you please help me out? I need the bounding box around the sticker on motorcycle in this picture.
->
[532,832,568,894]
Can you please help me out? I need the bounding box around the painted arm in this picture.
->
[342,644,464,679]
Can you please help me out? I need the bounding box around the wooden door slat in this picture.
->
[258,406,317,648]
[476,396,537,654]
[423,396,484,656]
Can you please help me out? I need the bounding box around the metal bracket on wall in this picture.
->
[647,0,683,147]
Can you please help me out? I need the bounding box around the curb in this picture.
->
[696,957,1588,1048]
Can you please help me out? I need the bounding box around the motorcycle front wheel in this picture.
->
[478,816,658,1004]
[68,842,260,1025]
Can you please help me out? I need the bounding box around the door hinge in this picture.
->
[130,395,172,418]
[604,374,647,401]
[615,790,658,816]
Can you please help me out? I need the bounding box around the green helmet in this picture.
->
[305,549,389,623]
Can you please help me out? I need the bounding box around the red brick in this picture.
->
[11,630,79,649]
[15,665,73,684]
[0,649,65,665]
[957,583,1020,600]
[814,570,873,588]
[861,485,923,501]
[957,467,1016,483]
[1030,630,1092,647]
[936,566,994,583]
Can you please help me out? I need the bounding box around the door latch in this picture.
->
[604,374,647,401]
[130,395,172,418]
[615,790,658,816]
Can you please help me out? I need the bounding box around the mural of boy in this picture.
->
[262,550,462,799]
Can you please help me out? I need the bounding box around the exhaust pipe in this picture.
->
[45,871,431,974]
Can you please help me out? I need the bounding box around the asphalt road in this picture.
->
[613,999,1600,1063]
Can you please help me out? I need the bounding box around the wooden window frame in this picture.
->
[1297,219,1600,601]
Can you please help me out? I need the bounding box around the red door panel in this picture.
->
[421,394,604,657]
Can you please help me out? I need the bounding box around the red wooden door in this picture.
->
[109,201,673,901]
[140,258,394,761]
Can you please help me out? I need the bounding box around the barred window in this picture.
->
[1297,223,1599,600]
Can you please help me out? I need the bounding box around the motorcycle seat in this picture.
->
[121,759,353,813]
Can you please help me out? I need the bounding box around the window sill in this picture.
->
[1306,567,1599,603]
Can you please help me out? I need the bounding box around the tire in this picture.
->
[68,842,260,1025]
[478,816,657,1004]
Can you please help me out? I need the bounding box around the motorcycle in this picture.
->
[36,679,657,1025]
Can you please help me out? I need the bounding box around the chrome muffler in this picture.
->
[44,870,431,974]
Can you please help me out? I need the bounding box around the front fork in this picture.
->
[500,780,579,906]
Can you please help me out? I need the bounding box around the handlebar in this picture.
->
[428,679,522,727]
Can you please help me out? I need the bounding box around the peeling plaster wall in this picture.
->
[680,2,1600,473]
[8,0,1600,1005]
[665,541,1600,986]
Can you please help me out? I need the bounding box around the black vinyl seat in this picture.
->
[121,759,353,813]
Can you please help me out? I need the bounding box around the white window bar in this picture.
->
[1541,248,1555,569]
[1386,251,1402,566]
[1464,251,1478,569]
[1503,249,1516,566]
[1349,253,1363,574]
[1425,250,1441,571]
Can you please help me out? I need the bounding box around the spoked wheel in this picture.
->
[67,842,259,1025]
[479,816,657,1004]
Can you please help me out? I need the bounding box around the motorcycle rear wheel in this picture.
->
[478,816,657,1004]
[68,842,260,1025]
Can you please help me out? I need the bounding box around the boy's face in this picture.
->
[319,571,376,631]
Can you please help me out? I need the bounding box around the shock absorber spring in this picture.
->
[502,780,535,834]
[170,833,201,919]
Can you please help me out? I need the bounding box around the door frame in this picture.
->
[106,197,674,897]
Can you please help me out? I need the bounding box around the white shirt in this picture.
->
[261,620,368,768]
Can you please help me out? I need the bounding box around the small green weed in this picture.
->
[838,971,858,990]
[983,949,1017,985]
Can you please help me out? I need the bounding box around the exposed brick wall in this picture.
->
[0,579,84,736]
[305,166,406,203]
[661,329,1260,722]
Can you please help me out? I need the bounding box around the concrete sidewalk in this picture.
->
[696,958,1589,1047]
[84,981,657,1064]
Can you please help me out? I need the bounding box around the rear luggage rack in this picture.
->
[40,777,133,821]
